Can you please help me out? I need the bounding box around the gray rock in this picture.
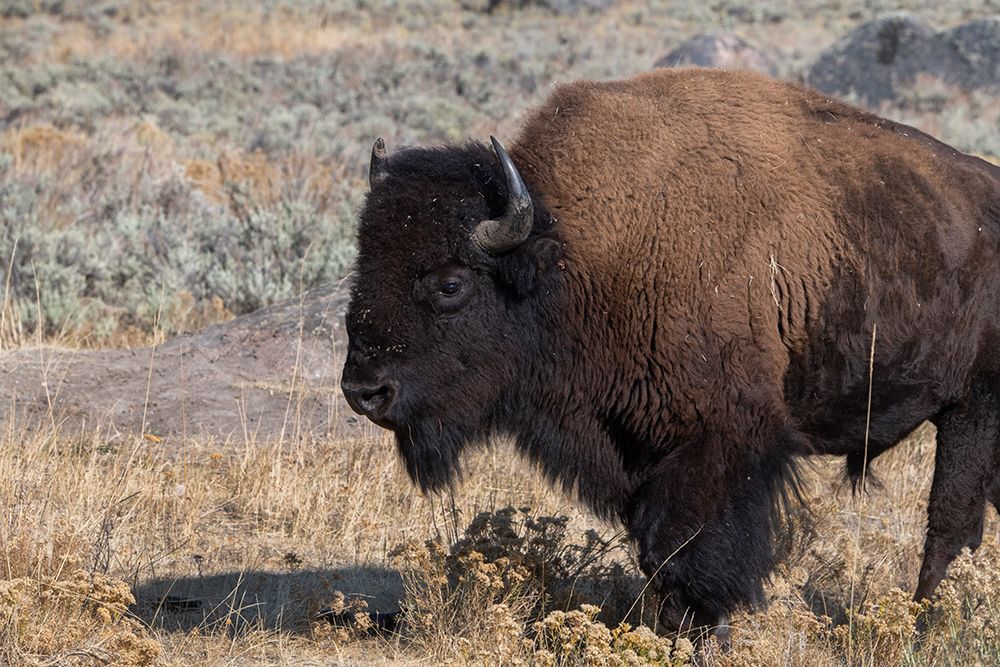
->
[805,14,1000,107]
[654,33,776,76]
[462,0,614,14]
[947,17,1000,90]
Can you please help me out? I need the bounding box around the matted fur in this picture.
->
[342,68,1000,634]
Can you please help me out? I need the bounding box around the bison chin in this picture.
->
[393,416,483,493]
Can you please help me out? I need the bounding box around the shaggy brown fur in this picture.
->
[342,68,1000,637]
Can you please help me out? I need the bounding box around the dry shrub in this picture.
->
[18,8,378,63]
[448,506,634,619]
[310,590,375,643]
[182,159,221,196]
[0,427,413,664]
[0,569,160,666]
[832,588,926,666]
[391,536,689,666]
[183,151,277,205]
[719,563,920,667]
[183,150,341,212]
[720,598,836,667]
[1,124,88,173]
[389,507,679,665]
[130,120,174,154]
[218,151,278,205]
[390,537,535,663]
[922,544,1000,665]
[0,414,995,664]
[532,605,693,667]
[722,544,1000,667]
[0,437,161,665]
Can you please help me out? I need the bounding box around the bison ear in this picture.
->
[369,138,388,190]
[496,235,564,297]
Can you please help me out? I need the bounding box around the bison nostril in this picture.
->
[342,379,398,421]
[361,387,382,400]
[359,385,391,408]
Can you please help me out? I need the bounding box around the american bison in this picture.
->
[341,68,1000,637]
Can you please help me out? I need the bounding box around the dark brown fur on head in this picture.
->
[345,142,561,491]
[343,68,1000,636]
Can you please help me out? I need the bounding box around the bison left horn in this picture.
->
[472,136,534,254]
[369,137,388,190]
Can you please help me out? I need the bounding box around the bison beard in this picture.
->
[342,68,1000,639]
[393,390,500,493]
[395,420,466,494]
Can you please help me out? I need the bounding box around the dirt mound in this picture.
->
[0,281,361,445]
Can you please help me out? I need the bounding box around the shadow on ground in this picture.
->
[131,564,655,637]
[131,565,404,635]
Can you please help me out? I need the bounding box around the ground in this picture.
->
[2,1,1000,665]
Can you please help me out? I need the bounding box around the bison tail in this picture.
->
[844,448,885,495]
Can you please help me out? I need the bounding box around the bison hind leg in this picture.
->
[915,382,999,601]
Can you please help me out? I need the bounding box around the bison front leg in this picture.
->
[627,447,789,641]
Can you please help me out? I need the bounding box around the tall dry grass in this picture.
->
[0,362,627,666]
[1,403,999,665]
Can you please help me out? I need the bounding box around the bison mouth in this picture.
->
[364,413,399,430]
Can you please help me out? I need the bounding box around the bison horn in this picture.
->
[471,136,534,254]
[369,137,388,190]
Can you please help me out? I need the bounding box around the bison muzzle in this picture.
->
[341,68,1000,637]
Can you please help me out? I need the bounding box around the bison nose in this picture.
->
[342,378,399,422]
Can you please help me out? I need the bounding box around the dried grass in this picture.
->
[2,406,996,665]
[1,125,88,174]
[4,7,400,64]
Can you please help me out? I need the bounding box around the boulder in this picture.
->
[461,0,615,14]
[948,17,1000,90]
[654,32,776,75]
[806,14,1000,107]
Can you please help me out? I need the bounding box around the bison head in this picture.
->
[341,137,563,492]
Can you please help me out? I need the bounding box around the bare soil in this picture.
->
[0,280,361,446]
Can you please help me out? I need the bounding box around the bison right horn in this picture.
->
[471,136,534,254]
[369,137,388,190]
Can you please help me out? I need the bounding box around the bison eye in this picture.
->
[420,268,473,313]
